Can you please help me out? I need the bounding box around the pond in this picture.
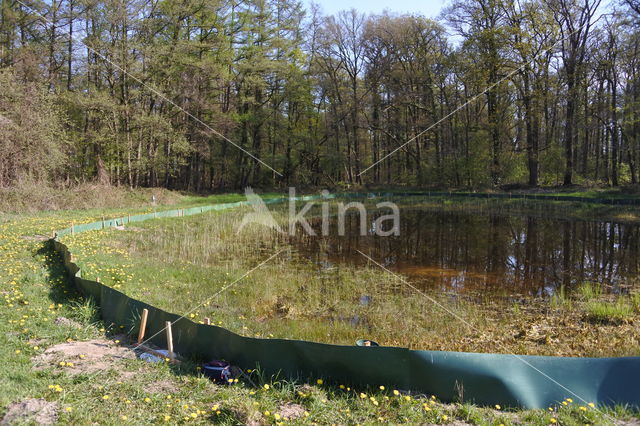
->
[290,208,640,298]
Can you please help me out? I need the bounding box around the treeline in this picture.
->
[0,0,639,189]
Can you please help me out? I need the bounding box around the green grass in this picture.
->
[0,190,639,424]
[585,299,635,325]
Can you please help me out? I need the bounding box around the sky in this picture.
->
[308,0,449,18]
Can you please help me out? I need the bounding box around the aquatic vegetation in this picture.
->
[585,299,635,325]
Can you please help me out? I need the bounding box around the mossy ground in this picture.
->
[0,190,638,425]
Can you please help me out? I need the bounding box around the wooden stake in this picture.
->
[137,309,149,344]
[204,317,211,325]
[165,321,174,361]
[71,222,74,235]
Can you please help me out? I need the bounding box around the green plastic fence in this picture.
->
[50,193,640,409]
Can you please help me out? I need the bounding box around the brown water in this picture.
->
[290,209,640,297]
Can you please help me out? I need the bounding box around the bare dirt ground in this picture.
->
[0,399,58,425]
[32,337,135,375]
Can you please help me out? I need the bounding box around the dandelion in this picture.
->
[588,402,595,408]
[579,406,587,411]
[379,385,385,390]
[359,393,366,399]
[144,397,151,403]
[562,401,568,406]
[263,384,270,390]
[102,395,109,400]
[14,350,21,354]
[121,415,128,420]
[495,404,501,410]
[264,411,270,416]
[316,379,323,385]
[65,407,72,412]
[274,414,281,420]
[404,395,411,401]
[566,398,573,403]
[393,389,400,396]
[442,415,448,421]
[549,418,557,424]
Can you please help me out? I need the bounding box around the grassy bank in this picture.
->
[0,190,638,424]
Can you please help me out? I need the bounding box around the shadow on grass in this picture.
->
[37,239,84,308]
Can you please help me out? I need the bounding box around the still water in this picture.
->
[290,209,640,297]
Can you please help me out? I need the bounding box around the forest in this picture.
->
[0,0,639,190]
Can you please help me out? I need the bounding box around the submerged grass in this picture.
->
[1,192,639,424]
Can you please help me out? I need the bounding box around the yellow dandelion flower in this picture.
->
[316,379,323,385]
[102,395,109,400]
[495,404,501,410]
[263,384,270,390]
[588,402,595,408]
[379,385,385,390]
[393,390,400,396]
